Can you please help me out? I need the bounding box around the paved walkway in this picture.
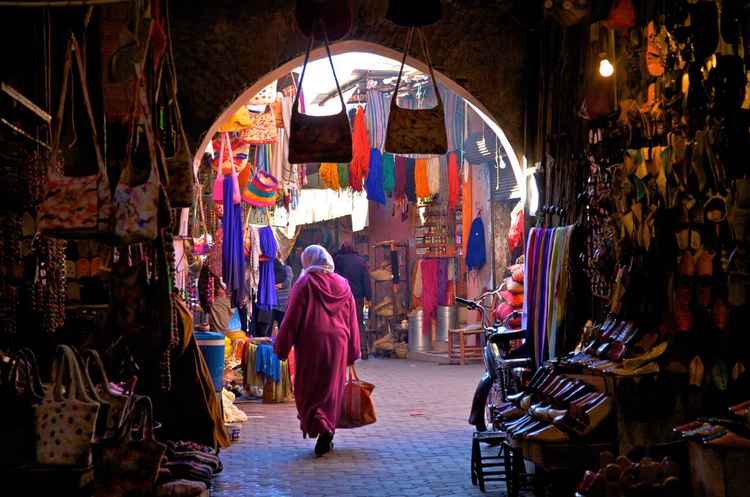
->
[211,358,507,497]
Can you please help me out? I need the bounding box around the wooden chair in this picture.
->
[471,431,507,492]
[448,325,483,365]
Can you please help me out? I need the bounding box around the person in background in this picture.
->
[333,241,371,359]
[274,245,361,456]
[271,257,294,332]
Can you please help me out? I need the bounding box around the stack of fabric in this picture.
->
[243,340,293,402]
[156,441,223,495]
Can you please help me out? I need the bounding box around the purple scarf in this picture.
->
[222,175,245,308]
[257,226,278,310]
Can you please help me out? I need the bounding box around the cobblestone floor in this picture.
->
[211,358,509,497]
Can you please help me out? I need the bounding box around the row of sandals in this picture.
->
[495,366,612,443]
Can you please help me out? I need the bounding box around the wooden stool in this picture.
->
[471,431,506,492]
[449,326,483,365]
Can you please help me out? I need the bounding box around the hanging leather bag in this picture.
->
[38,34,112,238]
[295,0,352,41]
[34,345,100,466]
[93,396,166,497]
[336,365,377,429]
[113,82,161,244]
[288,30,353,164]
[384,28,447,155]
[0,350,44,468]
[386,0,442,27]
[82,349,130,436]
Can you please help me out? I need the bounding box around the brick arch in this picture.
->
[171,0,525,158]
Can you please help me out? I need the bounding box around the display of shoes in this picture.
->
[577,453,682,497]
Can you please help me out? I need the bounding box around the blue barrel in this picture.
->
[195,331,225,392]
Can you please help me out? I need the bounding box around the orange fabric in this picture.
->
[448,152,459,210]
[462,166,473,255]
[319,163,340,191]
[414,159,430,198]
[350,106,370,191]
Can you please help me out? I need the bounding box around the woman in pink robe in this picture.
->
[274,245,361,456]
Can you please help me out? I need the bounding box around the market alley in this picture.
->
[212,359,490,497]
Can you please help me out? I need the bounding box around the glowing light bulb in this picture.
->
[599,58,614,78]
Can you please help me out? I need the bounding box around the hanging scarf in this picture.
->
[366,89,389,151]
[382,153,396,194]
[257,226,278,310]
[350,105,370,191]
[439,86,465,154]
[414,159,430,198]
[405,158,417,202]
[337,163,349,189]
[427,157,441,196]
[462,166,473,254]
[319,163,340,191]
[448,152,460,210]
[466,215,486,271]
[222,175,245,307]
[394,156,408,200]
[365,148,386,205]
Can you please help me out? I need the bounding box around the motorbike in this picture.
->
[456,289,532,432]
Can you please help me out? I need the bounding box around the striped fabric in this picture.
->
[366,89,389,151]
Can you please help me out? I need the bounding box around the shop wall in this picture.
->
[170,0,526,154]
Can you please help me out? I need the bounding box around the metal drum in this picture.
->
[408,309,429,352]
[436,305,457,343]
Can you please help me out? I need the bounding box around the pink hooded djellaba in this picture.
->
[274,270,361,438]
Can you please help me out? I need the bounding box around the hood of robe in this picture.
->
[301,271,353,305]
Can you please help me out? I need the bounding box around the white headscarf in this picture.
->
[301,245,335,275]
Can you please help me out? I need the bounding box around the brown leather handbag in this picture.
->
[337,365,377,429]
[288,31,352,164]
[384,28,447,155]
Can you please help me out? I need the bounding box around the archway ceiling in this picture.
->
[171,0,524,152]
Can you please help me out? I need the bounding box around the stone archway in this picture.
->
[191,40,525,188]
[171,0,525,154]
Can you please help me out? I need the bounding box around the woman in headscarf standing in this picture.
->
[274,245,361,456]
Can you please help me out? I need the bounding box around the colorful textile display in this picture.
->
[350,105,370,190]
[462,166,473,254]
[439,85,465,156]
[365,148,386,205]
[243,170,279,207]
[257,226,278,311]
[448,152,459,210]
[525,226,574,365]
[420,258,450,333]
[366,89,389,150]
[382,153,396,194]
[244,342,293,402]
[255,343,281,383]
[414,159,430,198]
[466,215,486,271]
[222,175,245,308]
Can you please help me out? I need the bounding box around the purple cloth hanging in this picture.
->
[437,259,449,305]
[222,175,245,308]
[257,226,278,310]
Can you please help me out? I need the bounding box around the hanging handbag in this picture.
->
[384,28,447,155]
[0,350,44,467]
[240,108,278,145]
[82,349,130,436]
[34,345,100,466]
[93,396,166,497]
[212,134,241,204]
[38,34,112,238]
[192,185,212,255]
[164,60,196,208]
[336,365,377,429]
[288,30,353,164]
[386,0,442,27]
[243,169,279,207]
[295,0,352,42]
[113,84,161,244]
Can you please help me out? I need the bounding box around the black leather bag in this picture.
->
[288,31,352,164]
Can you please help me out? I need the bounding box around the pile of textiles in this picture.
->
[156,440,223,493]
[243,340,294,402]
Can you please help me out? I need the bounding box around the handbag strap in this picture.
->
[119,395,156,442]
[50,345,97,404]
[292,24,347,116]
[16,348,45,396]
[51,34,106,176]
[391,27,443,109]
[218,132,236,175]
[82,349,112,393]
[348,364,361,382]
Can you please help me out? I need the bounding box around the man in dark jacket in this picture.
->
[333,242,371,358]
